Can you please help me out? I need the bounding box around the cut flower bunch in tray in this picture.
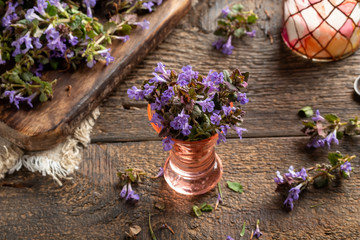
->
[0,0,163,109]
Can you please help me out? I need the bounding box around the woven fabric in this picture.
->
[282,0,360,61]
[0,108,100,185]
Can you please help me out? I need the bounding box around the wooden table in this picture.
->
[1,0,359,239]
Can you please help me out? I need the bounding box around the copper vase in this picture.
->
[147,105,223,195]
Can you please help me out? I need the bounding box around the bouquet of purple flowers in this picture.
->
[128,62,250,151]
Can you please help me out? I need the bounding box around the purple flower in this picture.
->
[2,2,18,28]
[160,86,174,104]
[33,63,44,77]
[150,72,167,83]
[83,0,96,17]
[143,2,154,12]
[212,39,224,50]
[222,36,234,55]
[127,86,144,100]
[32,37,43,49]
[222,105,233,116]
[153,167,164,178]
[210,113,222,125]
[226,236,234,240]
[49,0,66,12]
[68,33,79,46]
[151,98,162,111]
[253,221,262,239]
[297,168,307,181]
[45,25,67,55]
[87,59,96,68]
[98,49,114,66]
[220,125,230,136]
[125,183,140,203]
[237,92,249,104]
[307,136,325,148]
[233,126,247,139]
[284,184,302,210]
[312,110,325,122]
[3,90,17,104]
[177,65,198,86]
[162,136,174,151]
[284,166,297,179]
[120,184,128,198]
[154,62,168,76]
[150,112,163,127]
[222,7,231,17]
[170,109,192,136]
[209,71,224,85]
[196,98,215,113]
[245,30,256,38]
[323,130,339,149]
[25,8,42,21]
[113,35,130,42]
[34,0,48,16]
[135,20,150,30]
[216,130,227,144]
[143,84,155,96]
[340,162,352,178]
[274,171,284,184]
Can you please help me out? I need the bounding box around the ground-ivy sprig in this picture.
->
[117,168,146,203]
[301,107,360,148]
[213,4,258,55]
[274,152,356,211]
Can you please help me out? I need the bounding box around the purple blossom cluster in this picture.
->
[128,63,250,151]
[1,0,161,109]
[304,110,340,149]
[274,166,308,185]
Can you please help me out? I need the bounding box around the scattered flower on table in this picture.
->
[274,152,356,211]
[0,0,164,109]
[252,219,262,239]
[213,4,258,55]
[117,168,146,204]
[128,63,250,151]
[300,107,360,149]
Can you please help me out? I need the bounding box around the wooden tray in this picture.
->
[0,0,191,151]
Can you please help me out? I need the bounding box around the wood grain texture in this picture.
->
[91,0,360,143]
[1,137,359,239]
[0,0,191,151]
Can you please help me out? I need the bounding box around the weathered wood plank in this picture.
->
[1,137,359,239]
[92,0,360,142]
[0,0,191,151]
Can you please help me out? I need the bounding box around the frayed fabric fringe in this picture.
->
[3,108,100,186]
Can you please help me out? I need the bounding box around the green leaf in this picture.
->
[128,172,136,182]
[39,92,48,102]
[46,5,57,17]
[200,203,213,212]
[234,28,245,38]
[247,14,258,24]
[298,106,313,118]
[302,121,316,128]
[217,19,228,27]
[121,24,132,35]
[324,114,339,123]
[21,72,34,82]
[232,4,244,12]
[50,60,59,70]
[14,54,23,63]
[240,222,246,237]
[227,181,243,193]
[87,29,97,39]
[336,131,344,140]
[192,206,202,217]
[69,16,82,30]
[328,152,343,166]
[104,21,118,34]
[314,175,329,188]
